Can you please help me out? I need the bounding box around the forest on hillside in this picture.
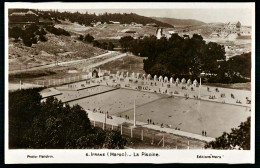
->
[9,9,174,28]
[9,23,70,47]
[152,17,206,26]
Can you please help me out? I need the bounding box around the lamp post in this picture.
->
[199,77,201,99]
[134,99,136,127]
[199,73,204,99]
[105,112,107,130]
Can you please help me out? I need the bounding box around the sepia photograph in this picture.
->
[5,2,255,164]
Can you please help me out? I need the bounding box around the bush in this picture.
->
[25,23,39,35]
[9,26,23,41]
[39,34,48,42]
[92,40,115,51]
[93,40,100,47]
[100,42,108,50]
[78,34,84,41]
[119,36,134,51]
[22,36,33,47]
[31,36,38,44]
[108,42,114,51]
[46,25,70,36]
[84,34,94,43]
[40,28,47,35]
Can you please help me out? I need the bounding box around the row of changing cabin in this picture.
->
[115,71,200,87]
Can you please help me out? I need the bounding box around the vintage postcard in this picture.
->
[5,2,255,164]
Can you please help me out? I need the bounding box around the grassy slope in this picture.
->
[9,26,106,71]
[96,55,146,74]
[56,21,173,39]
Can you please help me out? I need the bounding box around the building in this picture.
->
[240,26,251,36]
[210,21,251,38]
[134,24,143,27]
[223,21,241,34]
[95,21,102,26]
[92,69,98,78]
[9,10,39,24]
[156,28,163,39]
[125,30,137,34]
[109,21,120,24]
[146,23,157,27]
[38,17,54,26]
[211,32,220,37]
[183,34,190,39]
[168,31,176,35]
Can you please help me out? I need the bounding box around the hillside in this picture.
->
[151,17,206,27]
[55,21,165,40]
[9,32,106,71]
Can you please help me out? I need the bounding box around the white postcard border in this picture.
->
[5,2,255,164]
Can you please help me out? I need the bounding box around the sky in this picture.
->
[57,8,253,26]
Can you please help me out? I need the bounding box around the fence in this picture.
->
[9,63,54,71]
[33,69,113,88]
[90,120,205,149]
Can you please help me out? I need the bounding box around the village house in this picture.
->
[146,23,157,27]
[9,10,39,24]
[211,21,251,38]
[109,21,120,24]
[134,24,143,27]
[223,21,241,34]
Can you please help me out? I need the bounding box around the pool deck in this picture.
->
[86,110,215,142]
[40,88,62,98]
[100,75,251,108]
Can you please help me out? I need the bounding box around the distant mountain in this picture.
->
[151,17,206,27]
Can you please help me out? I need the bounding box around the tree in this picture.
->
[45,25,70,36]
[9,88,126,149]
[24,97,92,148]
[78,34,84,41]
[119,36,134,51]
[22,34,33,47]
[9,26,23,42]
[100,42,108,50]
[103,131,126,149]
[9,88,42,148]
[31,36,38,44]
[26,23,39,35]
[40,28,47,35]
[205,117,250,150]
[227,52,251,78]
[107,42,114,51]
[129,33,244,83]
[93,40,100,47]
[84,34,94,43]
[39,34,48,42]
